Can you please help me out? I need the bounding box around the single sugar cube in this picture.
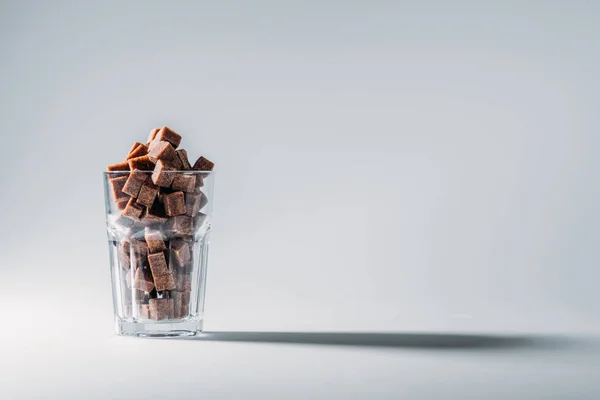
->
[163,191,186,216]
[154,273,176,292]
[136,176,159,207]
[151,159,176,187]
[149,298,174,320]
[122,170,149,198]
[170,239,191,266]
[145,228,166,253]
[171,174,196,193]
[148,251,170,277]
[148,140,176,163]
[176,149,192,170]
[155,126,182,149]
[109,176,129,202]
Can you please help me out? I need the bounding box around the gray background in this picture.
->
[1,0,599,398]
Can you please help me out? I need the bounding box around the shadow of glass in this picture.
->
[190,331,579,351]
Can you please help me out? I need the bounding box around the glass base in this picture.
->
[116,318,203,338]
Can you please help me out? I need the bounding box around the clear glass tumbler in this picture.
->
[103,170,214,337]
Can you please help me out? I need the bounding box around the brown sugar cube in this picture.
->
[128,155,155,171]
[175,273,192,292]
[147,128,160,144]
[149,298,174,320]
[130,238,149,257]
[134,290,146,302]
[148,251,170,277]
[128,141,144,154]
[137,304,151,319]
[148,140,177,163]
[176,149,192,170]
[172,215,194,236]
[193,174,204,192]
[126,143,148,160]
[151,159,176,187]
[170,152,183,170]
[163,191,186,216]
[116,199,129,210]
[156,126,182,149]
[173,291,191,318]
[109,176,129,202]
[133,267,155,292]
[117,241,130,270]
[154,273,176,292]
[136,176,159,208]
[107,161,130,172]
[130,249,147,270]
[121,197,144,220]
[122,170,149,198]
[170,239,191,266]
[171,174,196,193]
[198,192,208,211]
[145,228,166,253]
[171,174,196,192]
[185,192,203,217]
[142,202,168,226]
[192,156,214,172]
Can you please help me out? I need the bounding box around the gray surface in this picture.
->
[1,1,599,398]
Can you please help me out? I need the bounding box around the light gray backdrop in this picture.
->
[1,1,599,398]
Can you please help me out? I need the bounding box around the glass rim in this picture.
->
[104,170,214,174]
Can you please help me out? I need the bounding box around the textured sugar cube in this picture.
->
[156,126,182,149]
[126,143,148,160]
[148,140,177,163]
[107,162,130,172]
[170,215,194,237]
[121,197,144,220]
[138,304,151,319]
[151,159,176,187]
[185,192,203,217]
[128,155,155,171]
[171,174,195,193]
[172,291,191,319]
[122,170,149,198]
[130,238,149,258]
[192,156,214,171]
[133,267,155,292]
[145,228,166,253]
[149,298,174,320]
[198,192,208,211]
[154,273,176,292]
[193,174,204,192]
[147,128,160,144]
[134,290,146,302]
[170,239,191,266]
[176,149,192,170]
[163,191,186,216]
[170,152,183,170]
[109,176,129,202]
[148,251,170,277]
[116,199,129,210]
[136,176,159,208]
[128,141,144,155]
[175,273,192,292]
[117,240,130,270]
